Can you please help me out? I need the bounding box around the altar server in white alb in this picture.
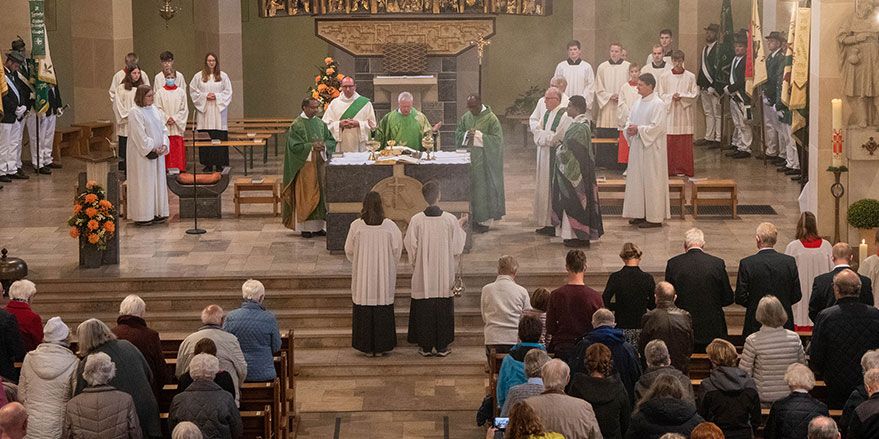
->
[641,44,671,82]
[532,86,571,237]
[658,50,699,177]
[623,73,670,229]
[594,42,631,136]
[322,76,376,153]
[154,70,189,171]
[404,181,467,357]
[528,76,570,134]
[153,51,186,92]
[554,40,594,118]
[127,85,170,226]
[113,65,144,174]
[345,191,403,357]
[616,63,642,169]
[189,52,233,172]
[644,28,675,67]
[109,53,149,104]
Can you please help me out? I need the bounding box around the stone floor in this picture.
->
[2,130,803,280]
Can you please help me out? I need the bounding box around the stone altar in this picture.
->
[325,151,471,252]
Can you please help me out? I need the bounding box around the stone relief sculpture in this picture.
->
[838,0,879,127]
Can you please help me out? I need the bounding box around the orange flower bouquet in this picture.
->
[68,181,118,251]
[307,57,346,110]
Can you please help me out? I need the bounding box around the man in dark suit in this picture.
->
[735,222,801,339]
[809,242,874,323]
[665,227,734,352]
[810,269,879,409]
[724,33,752,159]
[697,24,721,147]
[640,282,694,374]
[1,50,30,184]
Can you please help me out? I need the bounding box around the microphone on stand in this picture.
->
[186,115,208,235]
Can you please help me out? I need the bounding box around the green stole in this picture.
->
[542,107,567,132]
[339,95,370,120]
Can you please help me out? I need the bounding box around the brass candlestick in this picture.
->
[366,140,380,161]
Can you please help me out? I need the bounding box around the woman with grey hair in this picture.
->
[172,422,203,439]
[74,318,160,438]
[64,352,142,438]
[112,294,169,397]
[739,295,806,404]
[5,279,44,352]
[223,279,282,382]
[763,363,829,439]
[170,353,242,439]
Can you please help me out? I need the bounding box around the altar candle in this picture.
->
[832,99,844,167]
[860,239,869,266]
[832,99,842,130]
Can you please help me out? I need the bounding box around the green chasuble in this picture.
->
[375,109,432,150]
[454,106,506,223]
[281,115,337,229]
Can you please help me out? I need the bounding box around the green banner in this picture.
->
[29,0,46,57]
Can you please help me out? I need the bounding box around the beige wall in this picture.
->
[132,0,200,84]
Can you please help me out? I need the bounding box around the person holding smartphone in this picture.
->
[485,401,564,439]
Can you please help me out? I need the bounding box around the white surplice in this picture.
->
[126,105,170,222]
[641,62,671,86]
[622,92,670,223]
[784,239,834,326]
[189,71,233,131]
[594,60,631,129]
[109,68,149,103]
[404,211,466,300]
[554,60,595,113]
[532,105,572,227]
[153,71,187,92]
[154,86,189,137]
[322,92,377,153]
[617,81,640,130]
[113,85,137,137]
[859,255,879,307]
[345,218,403,306]
[658,69,699,135]
[528,93,570,133]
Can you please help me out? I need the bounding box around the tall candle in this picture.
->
[860,239,869,266]
[832,98,844,167]
[832,99,842,130]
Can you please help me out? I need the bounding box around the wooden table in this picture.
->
[53,127,82,159]
[229,127,288,162]
[187,139,266,175]
[230,117,294,124]
[692,179,738,219]
[233,177,280,217]
[70,121,115,156]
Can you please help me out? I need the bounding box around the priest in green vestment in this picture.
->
[454,95,505,233]
[282,98,337,238]
[374,91,434,150]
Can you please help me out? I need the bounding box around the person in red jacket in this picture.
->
[4,280,43,353]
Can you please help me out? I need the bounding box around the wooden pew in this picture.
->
[160,407,271,439]
[692,378,829,403]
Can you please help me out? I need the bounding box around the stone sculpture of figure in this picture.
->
[327,0,346,13]
[838,0,879,127]
[351,0,370,11]
[266,0,285,16]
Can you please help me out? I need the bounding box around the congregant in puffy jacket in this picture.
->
[627,374,704,439]
[495,314,545,410]
[18,317,78,439]
[169,354,242,439]
[763,363,828,439]
[568,308,641,403]
[223,280,281,382]
[64,352,142,439]
[696,339,761,439]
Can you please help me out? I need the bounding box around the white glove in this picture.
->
[15,106,26,118]
[707,87,716,95]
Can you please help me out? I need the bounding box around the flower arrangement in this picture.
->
[68,181,117,250]
[308,57,346,110]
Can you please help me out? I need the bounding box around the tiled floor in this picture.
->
[2,133,803,280]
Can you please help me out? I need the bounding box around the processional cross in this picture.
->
[470,34,491,96]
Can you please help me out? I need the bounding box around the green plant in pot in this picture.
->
[848,198,879,255]
[505,85,545,116]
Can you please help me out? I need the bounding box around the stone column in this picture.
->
[193,0,244,118]
[69,0,133,123]
[0,2,30,51]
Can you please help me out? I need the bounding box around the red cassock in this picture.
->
[165,135,187,171]
[667,134,694,176]
[617,131,629,164]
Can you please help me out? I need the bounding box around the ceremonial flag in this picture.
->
[746,0,767,97]
[782,6,810,134]
[0,75,6,118]
[28,0,57,114]
[716,0,736,88]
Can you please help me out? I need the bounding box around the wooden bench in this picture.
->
[160,407,271,439]
[692,378,828,402]
[70,121,115,156]
[234,177,281,217]
[691,178,738,219]
[53,127,82,159]
[597,179,687,219]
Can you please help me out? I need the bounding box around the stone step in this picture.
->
[294,327,485,349]
[296,377,486,413]
[294,346,487,378]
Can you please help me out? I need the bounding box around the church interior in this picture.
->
[1,0,878,438]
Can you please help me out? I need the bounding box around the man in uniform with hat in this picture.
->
[696,24,721,148]
[1,49,31,183]
[763,31,790,171]
[724,32,753,159]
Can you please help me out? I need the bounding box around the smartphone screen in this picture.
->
[493,417,510,430]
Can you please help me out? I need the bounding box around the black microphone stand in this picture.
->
[186,118,207,235]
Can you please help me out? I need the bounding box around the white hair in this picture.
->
[119,294,146,317]
[397,91,414,103]
[784,363,816,391]
[644,339,671,367]
[172,422,203,439]
[862,349,879,372]
[541,359,570,392]
[242,279,266,302]
[76,318,116,356]
[549,75,567,89]
[83,352,116,386]
[189,353,220,381]
[9,280,36,301]
[591,308,615,328]
[200,304,225,325]
[866,368,879,394]
[756,222,778,246]
[684,228,705,249]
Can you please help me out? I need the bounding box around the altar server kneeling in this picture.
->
[404,181,467,357]
[127,85,170,226]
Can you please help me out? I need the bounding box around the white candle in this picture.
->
[860,239,869,266]
[832,99,843,130]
